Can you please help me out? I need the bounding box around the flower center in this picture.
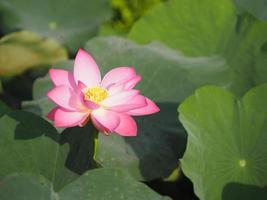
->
[83,87,108,103]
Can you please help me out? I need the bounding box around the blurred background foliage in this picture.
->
[100,0,166,35]
[0,31,67,77]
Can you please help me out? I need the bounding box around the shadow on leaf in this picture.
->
[9,111,97,176]
[60,123,98,174]
[124,102,187,180]
[10,111,59,141]
[222,182,267,200]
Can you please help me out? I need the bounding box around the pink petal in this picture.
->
[83,100,100,110]
[91,116,110,134]
[101,90,139,107]
[73,49,101,88]
[108,95,147,112]
[101,67,136,89]
[47,107,59,120]
[107,84,124,95]
[49,69,76,89]
[114,113,137,136]
[47,85,86,111]
[124,75,142,90]
[127,97,160,116]
[54,108,89,128]
[106,74,141,96]
[91,108,120,133]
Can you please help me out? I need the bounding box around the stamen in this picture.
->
[83,87,108,103]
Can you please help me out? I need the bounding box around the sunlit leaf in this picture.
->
[178,84,267,200]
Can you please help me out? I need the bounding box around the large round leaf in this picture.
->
[129,0,236,56]
[178,84,267,200]
[0,0,112,52]
[0,111,97,191]
[0,111,76,190]
[22,36,231,181]
[59,168,171,200]
[0,31,67,76]
[0,169,171,200]
[129,0,267,96]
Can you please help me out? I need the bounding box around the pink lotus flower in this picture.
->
[47,49,159,136]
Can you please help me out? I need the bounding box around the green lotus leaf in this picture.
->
[0,111,98,191]
[0,0,112,53]
[129,0,236,56]
[178,84,267,200]
[129,0,267,96]
[0,31,67,77]
[0,169,171,200]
